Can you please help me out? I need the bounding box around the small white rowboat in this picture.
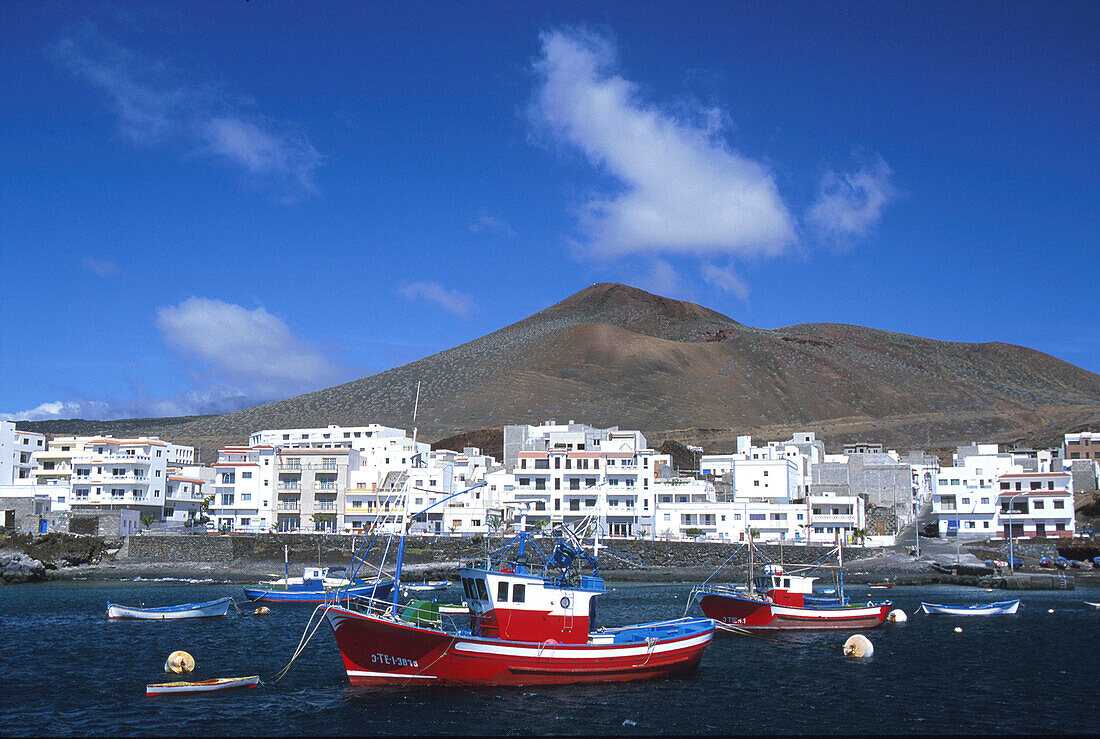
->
[107,596,233,620]
[920,599,1021,616]
[1086,602,1100,609]
[146,675,260,696]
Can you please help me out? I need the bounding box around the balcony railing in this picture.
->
[315,483,338,491]
[811,514,856,524]
[277,502,300,511]
[314,502,337,511]
[277,484,301,491]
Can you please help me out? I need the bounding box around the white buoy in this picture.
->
[843,634,873,658]
[254,606,271,616]
[1048,608,1054,614]
[954,626,963,634]
[887,608,907,623]
[164,650,195,674]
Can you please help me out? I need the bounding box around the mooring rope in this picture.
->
[261,603,334,686]
[713,621,845,651]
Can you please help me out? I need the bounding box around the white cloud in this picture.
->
[51,28,321,200]
[155,298,340,399]
[701,263,750,301]
[81,257,120,277]
[634,260,690,299]
[530,28,796,259]
[398,281,477,319]
[807,153,895,240]
[470,212,517,237]
[0,391,255,422]
[0,401,99,422]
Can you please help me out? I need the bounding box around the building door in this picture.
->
[39,519,48,534]
[1035,523,1045,537]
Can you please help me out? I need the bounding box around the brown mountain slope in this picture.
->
[24,283,1100,456]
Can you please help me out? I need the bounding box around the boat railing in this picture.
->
[693,583,750,597]
[338,593,466,634]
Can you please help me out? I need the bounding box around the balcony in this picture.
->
[107,474,150,485]
[315,482,338,491]
[277,483,301,491]
[811,513,856,524]
[314,502,337,511]
[277,502,300,512]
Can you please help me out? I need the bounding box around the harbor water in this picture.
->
[2,580,1097,735]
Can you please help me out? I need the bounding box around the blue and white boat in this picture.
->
[920,600,1021,616]
[403,580,450,593]
[243,567,394,603]
[106,596,233,620]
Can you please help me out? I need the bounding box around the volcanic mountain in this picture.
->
[26,283,1100,456]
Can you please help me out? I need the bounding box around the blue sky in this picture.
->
[2,1,1097,421]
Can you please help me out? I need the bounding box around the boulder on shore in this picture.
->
[0,551,47,584]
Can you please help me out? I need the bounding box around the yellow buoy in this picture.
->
[254,606,271,616]
[164,650,195,674]
[954,627,963,634]
[843,634,873,658]
[887,608,907,623]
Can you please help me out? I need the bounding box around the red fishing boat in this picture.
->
[325,534,714,686]
[693,543,891,630]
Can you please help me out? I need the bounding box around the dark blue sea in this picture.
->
[1,579,1097,735]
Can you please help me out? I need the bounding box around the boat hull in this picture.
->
[698,592,890,630]
[106,597,232,620]
[146,676,260,696]
[325,607,714,686]
[243,580,394,603]
[920,600,1020,616]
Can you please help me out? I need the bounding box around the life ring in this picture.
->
[561,596,571,609]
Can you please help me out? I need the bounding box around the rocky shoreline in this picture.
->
[4,532,1097,588]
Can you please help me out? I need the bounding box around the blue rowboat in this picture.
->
[106,596,232,620]
[920,600,1021,616]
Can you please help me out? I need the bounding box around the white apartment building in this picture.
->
[163,466,211,525]
[66,437,192,519]
[510,430,667,538]
[0,421,45,485]
[209,445,277,532]
[932,447,1075,539]
[250,424,427,478]
[274,447,355,532]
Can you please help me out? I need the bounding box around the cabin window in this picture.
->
[512,584,525,603]
[476,579,489,601]
[782,578,790,588]
[462,578,475,600]
[497,581,509,601]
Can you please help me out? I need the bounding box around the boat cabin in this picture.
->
[458,566,605,644]
[752,565,818,607]
[304,567,328,582]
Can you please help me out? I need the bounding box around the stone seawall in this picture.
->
[125,533,850,571]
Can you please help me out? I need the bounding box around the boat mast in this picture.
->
[391,381,421,614]
[837,530,845,602]
[747,535,754,594]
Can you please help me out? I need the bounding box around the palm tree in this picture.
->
[139,513,155,531]
[851,528,869,546]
